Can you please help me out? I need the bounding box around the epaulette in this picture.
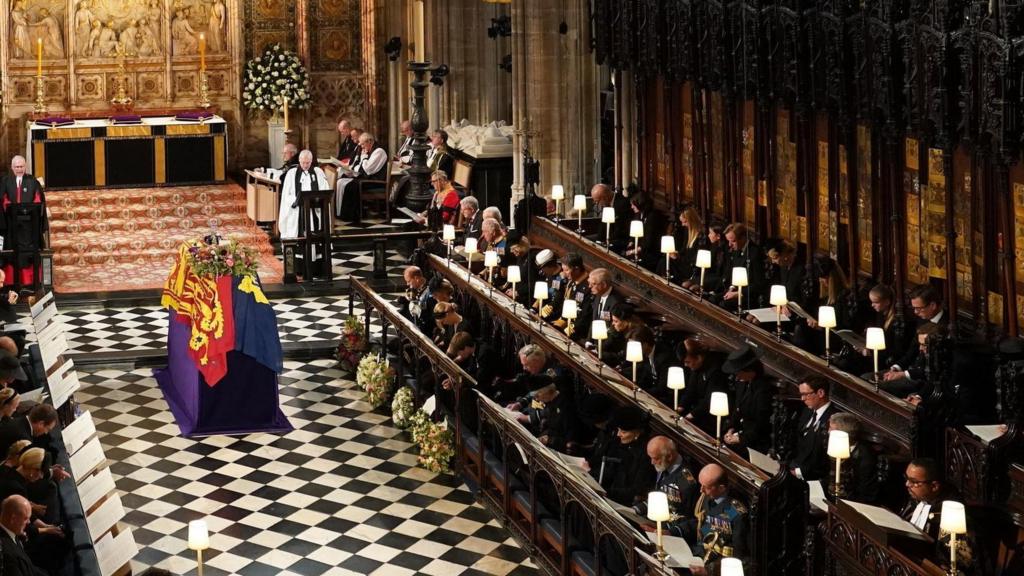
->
[682,468,696,483]
[545,368,558,378]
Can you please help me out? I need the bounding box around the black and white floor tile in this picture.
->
[77,359,540,576]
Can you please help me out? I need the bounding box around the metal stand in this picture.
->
[199,70,211,109]
[33,75,46,114]
[405,61,433,212]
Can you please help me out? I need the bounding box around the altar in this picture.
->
[27,115,227,190]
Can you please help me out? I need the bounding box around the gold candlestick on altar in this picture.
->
[34,38,45,114]
[110,41,134,107]
[198,33,210,108]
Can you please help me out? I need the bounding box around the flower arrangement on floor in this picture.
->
[242,44,311,113]
[335,315,367,372]
[416,417,455,474]
[355,354,395,409]
[391,387,415,429]
[408,409,431,444]
[185,237,259,277]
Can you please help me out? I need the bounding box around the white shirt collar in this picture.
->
[931,310,944,324]
[814,402,831,421]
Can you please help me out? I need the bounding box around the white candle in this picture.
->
[414,1,425,62]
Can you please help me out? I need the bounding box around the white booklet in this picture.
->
[808,480,829,512]
[840,499,929,540]
[746,307,791,323]
[748,447,781,475]
[966,424,1006,444]
[662,534,704,569]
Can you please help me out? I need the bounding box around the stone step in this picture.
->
[48,212,252,235]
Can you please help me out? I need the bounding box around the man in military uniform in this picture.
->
[507,378,575,451]
[551,252,592,341]
[683,463,749,568]
[534,250,564,320]
[502,344,569,407]
[633,436,698,537]
[398,266,435,334]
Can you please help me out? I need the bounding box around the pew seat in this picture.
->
[460,430,483,484]
[484,452,524,497]
[540,516,564,552]
[570,550,597,576]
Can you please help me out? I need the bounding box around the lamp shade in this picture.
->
[188,519,210,551]
[646,491,671,522]
[625,340,643,363]
[731,267,748,287]
[818,306,837,329]
[562,299,578,320]
[591,320,608,340]
[464,237,478,254]
[695,249,712,269]
[442,224,456,241]
[720,557,744,576]
[661,235,676,254]
[826,430,850,459]
[484,250,499,268]
[865,327,886,350]
[629,220,645,238]
[666,366,686,390]
[602,206,617,224]
[769,285,788,307]
[940,501,967,534]
[573,194,587,212]
[506,265,521,284]
[551,184,565,201]
[533,281,548,301]
[710,392,729,416]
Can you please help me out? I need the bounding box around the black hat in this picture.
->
[578,394,614,425]
[722,345,760,374]
[610,405,647,432]
[0,353,26,382]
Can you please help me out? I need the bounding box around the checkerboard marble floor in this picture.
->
[78,359,540,576]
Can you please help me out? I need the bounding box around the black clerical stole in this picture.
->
[291,168,321,234]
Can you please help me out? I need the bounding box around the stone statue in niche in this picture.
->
[37,8,65,58]
[146,0,165,51]
[97,20,118,56]
[207,0,226,52]
[120,19,139,55]
[171,7,198,55]
[137,18,160,55]
[74,0,95,55]
[10,0,32,59]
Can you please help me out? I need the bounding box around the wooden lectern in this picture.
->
[300,188,332,282]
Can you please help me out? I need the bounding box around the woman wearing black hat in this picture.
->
[601,406,656,506]
[679,338,731,434]
[721,346,773,453]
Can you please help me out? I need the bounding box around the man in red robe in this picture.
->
[0,156,46,290]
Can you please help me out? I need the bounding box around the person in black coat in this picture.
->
[721,223,767,309]
[826,413,880,503]
[587,268,621,337]
[678,338,731,434]
[0,156,47,289]
[683,222,728,297]
[460,196,484,239]
[602,406,656,506]
[0,495,47,576]
[721,346,773,453]
[624,191,668,272]
[786,378,839,482]
[589,183,632,251]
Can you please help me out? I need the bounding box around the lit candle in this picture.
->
[414,0,425,62]
[282,95,289,131]
[199,33,206,71]
[36,38,42,77]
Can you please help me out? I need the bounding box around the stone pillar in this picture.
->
[621,70,634,193]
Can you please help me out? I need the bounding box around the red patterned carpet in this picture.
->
[49,184,283,293]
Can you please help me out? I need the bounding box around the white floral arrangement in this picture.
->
[241,44,311,113]
[355,354,395,409]
[416,417,455,474]
[391,387,415,429]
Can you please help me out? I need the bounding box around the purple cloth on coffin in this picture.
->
[110,114,142,125]
[155,309,292,437]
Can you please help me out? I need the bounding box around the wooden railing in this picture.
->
[528,216,919,457]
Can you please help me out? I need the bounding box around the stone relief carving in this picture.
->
[10,0,67,59]
[72,0,164,58]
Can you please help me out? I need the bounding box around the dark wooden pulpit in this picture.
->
[300,188,332,282]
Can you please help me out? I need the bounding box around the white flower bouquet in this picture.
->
[391,387,415,429]
[241,44,311,113]
[355,354,395,409]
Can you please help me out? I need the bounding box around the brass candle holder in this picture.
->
[199,70,211,109]
[33,74,46,114]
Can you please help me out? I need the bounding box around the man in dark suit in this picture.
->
[721,223,767,308]
[589,184,631,251]
[827,413,879,503]
[460,196,483,239]
[0,405,67,486]
[0,495,46,576]
[885,284,948,383]
[900,458,956,539]
[336,120,358,162]
[588,267,621,327]
[0,156,47,290]
[787,377,838,482]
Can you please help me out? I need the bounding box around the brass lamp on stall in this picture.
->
[818,306,837,365]
[533,281,548,331]
[573,194,587,235]
[865,327,886,391]
[827,429,850,499]
[626,340,643,397]
[592,320,608,373]
[602,207,616,249]
[666,366,685,413]
[940,501,967,576]
[731,267,748,318]
[629,220,645,266]
[661,235,676,281]
[710,391,729,455]
[443,224,456,265]
[188,520,210,576]
[720,557,744,576]
[769,284,788,342]
[551,184,564,223]
[647,491,671,561]
[506,265,521,310]
[695,249,712,301]
[484,250,499,293]
[562,299,577,351]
